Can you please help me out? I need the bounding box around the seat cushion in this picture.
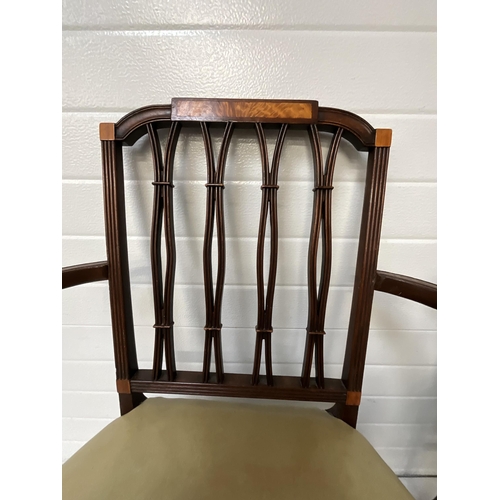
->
[63,398,413,500]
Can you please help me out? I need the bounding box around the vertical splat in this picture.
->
[147,122,181,381]
[252,123,288,386]
[201,122,235,383]
[301,125,343,389]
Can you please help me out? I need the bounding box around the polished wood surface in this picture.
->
[375,271,437,309]
[336,146,391,427]
[62,261,108,289]
[101,136,145,414]
[62,98,436,429]
[346,391,362,406]
[375,128,392,147]
[301,125,343,390]
[130,370,347,402]
[171,98,318,123]
[147,122,180,382]
[252,123,288,386]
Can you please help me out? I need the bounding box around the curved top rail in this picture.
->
[317,107,376,150]
[115,105,172,144]
[113,100,379,150]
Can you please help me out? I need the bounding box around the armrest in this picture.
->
[62,261,109,289]
[374,270,437,309]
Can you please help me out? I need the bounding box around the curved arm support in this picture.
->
[62,261,109,289]
[374,270,437,309]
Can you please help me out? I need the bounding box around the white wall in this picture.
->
[62,0,436,478]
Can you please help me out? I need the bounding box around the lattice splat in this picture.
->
[252,123,288,386]
[301,125,343,389]
[147,122,181,381]
[201,122,235,383]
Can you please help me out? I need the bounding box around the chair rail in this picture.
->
[130,370,347,403]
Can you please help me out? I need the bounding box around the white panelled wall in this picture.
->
[62,0,437,488]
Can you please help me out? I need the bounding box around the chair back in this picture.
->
[100,98,394,427]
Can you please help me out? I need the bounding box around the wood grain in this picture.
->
[171,98,318,123]
[116,379,131,394]
[63,101,436,427]
[338,146,391,427]
[101,137,144,414]
[113,104,375,150]
[346,391,362,406]
[375,128,392,147]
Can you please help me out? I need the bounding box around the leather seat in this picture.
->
[62,398,413,499]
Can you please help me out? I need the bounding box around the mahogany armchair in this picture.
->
[62,98,436,499]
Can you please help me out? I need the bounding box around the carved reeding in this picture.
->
[98,103,393,425]
[252,123,288,386]
[343,146,390,396]
[103,141,126,378]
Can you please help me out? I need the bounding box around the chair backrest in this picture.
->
[99,98,395,427]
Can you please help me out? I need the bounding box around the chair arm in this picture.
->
[62,261,109,289]
[374,270,437,309]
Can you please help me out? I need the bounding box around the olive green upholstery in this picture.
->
[63,398,413,499]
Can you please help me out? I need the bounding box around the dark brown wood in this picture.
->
[171,98,318,124]
[375,271,437,309]
[113,103,374,150]
[338,145,391,428]
[131,370,347,402]
[62,261,108,289]
[301,125,343,389]
[118,392,147,415]
[252,123,288,386]
[101,134,144,415]
[62,101,435,419]
[326,403,359,428]
[201,122,234,383]
[147,122,181,382]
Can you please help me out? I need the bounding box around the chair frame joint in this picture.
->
[346,390,362,406]
[116,379,131,394]
[100,123,116,141]
[374,128,392,147]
